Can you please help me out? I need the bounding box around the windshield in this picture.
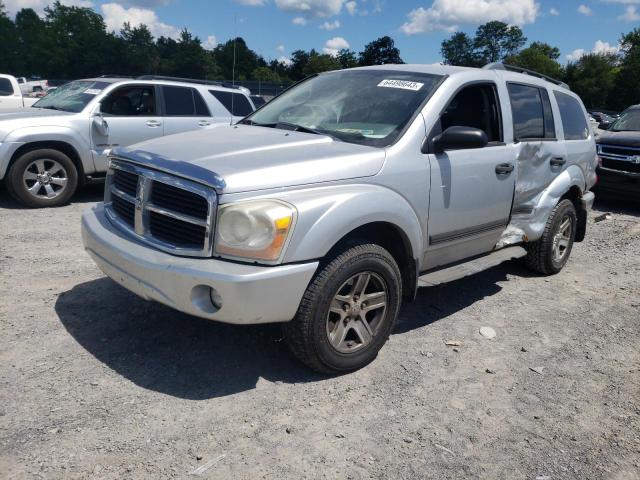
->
[33,80,111,113]
[243,70,443,147]
[610,109,640,132]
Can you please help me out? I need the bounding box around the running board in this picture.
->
[418,246,527,287]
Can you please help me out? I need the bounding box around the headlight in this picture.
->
[214,200,296,262]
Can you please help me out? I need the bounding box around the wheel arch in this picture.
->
[9,141,85,183]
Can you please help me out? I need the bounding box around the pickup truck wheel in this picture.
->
[6,149,78,208]
[285,243,402,374]
[524,199,577,275]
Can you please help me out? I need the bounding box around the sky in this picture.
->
[4,0,639,64]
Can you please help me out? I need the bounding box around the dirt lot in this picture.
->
[1,185,639,480]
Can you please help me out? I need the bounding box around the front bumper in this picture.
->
[595,167,640,200]
[81,204,318,324]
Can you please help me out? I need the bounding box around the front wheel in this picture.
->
[524,198,577,275]
[6,149,78,208]
[285,243,402,374]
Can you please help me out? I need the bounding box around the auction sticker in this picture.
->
[377,79,424,91]
[84,89,102,95]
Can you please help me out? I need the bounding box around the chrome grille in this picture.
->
[597,143,640,173]
[104,159,217,257]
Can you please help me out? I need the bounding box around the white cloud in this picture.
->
[549,7,559,15]
[618,5,640,20]
[2,0,92,16]
[577,4,592,15]
[203,35,217,50]
[292,16,308,24]
[277,44,285,52]
[400,0,539,35]
[234,0,267,5]
[323,36,349,56]
[320,19,341,29]
[345,0,357,14]
[566,39,621,61]
[101,3,180,38]
[275,0,345,18]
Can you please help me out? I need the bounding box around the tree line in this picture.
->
[0,1,401,84]
[440,21,640,111]
[0,1,637,111]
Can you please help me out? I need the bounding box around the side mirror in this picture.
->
[598,122,610,130]
[92,112,109,136]
[431,126,488,154]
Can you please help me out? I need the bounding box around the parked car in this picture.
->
[589,111,616,129]
[595,104,640,200]
[0,74,40,110]
[0,75,256,207]
[250,94,267,108]
[81,63,597,373]
[15,76,48,94]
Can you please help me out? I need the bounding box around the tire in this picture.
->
[6,149,78,208]
[524,199,577,275]
[285,243,402,374]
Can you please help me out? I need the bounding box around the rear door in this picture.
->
[208,89,255,123]
[425,82,517,268]
[161,85,215,136]
[507,82,567,214]
[91,84,163,171]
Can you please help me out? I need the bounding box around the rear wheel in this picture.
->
[285,243,402,374]
[6,149,78,208]
[525,199,577,275]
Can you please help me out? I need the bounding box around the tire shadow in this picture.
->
[0,182,103,210]
[55,261,520,399]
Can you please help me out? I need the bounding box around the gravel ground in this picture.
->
[1,185,639,480]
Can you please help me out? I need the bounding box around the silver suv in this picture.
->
[0,76,255,207]
[81,64,597,373]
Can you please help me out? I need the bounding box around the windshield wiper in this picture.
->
[38,105,66,111]
[240,119,341,141]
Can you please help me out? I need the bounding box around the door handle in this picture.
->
[550,157,566,167]
[495,163,514,175]
[146,120,162,128]
[198,120,211,127]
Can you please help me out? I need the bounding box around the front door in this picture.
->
[424,82,517,269]
[91,84,163,172]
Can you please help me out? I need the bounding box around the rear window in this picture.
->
[209,90,253,116]
[554,91,589,140]
[163,86,210,116]
[0,78,12,96]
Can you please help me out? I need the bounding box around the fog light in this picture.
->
[210,288,223,310]
[190,285,222,314]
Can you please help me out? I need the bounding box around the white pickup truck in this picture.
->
[16,76,48,94]
[0,74,39,111]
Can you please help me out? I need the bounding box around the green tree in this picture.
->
[564,53,619,109]
[440,32,481,66]
[613,28,640,110]
[213,37,266,80]
[288,49,310,80]
[252,66,280,82]
[359,36,403,65]
[14,8,48,76]
[0,1,21,74]
[505,42,563,79]
[120,23,158,76]
[303,51,340,75]
[473,21,527,64]
[336,49,358,69]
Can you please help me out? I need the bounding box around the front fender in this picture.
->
[2,125,93,176]
[273,184,423,264]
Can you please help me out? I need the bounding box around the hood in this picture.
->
[597,130,640,148]
[0,108,74,141]
[116,124,386,194]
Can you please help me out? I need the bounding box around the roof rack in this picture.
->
[483,63,570,90]
[98,74,134,79]
[136,75,241,90]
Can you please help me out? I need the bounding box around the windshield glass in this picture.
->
[244,70,443,147]
[610,109,640,132]
[33,80,111,113]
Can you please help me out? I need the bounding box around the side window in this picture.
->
[540,89,556,139]
[507,83,546,140]
[209,90,253,117]
[439,83,503,143]
[0,78,13,96]
[162,86,211,117]
[193,90,210,116]
[102,86,156,116]
[554,91,589,140]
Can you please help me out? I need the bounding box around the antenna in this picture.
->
[230,13,237,125]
